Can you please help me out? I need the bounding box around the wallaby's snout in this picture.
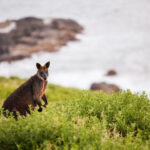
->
[36,61,50,81]
[40,71,47,80]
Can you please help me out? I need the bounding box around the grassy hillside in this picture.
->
[0,77,150,150]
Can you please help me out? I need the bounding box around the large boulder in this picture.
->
[90,82,120,94]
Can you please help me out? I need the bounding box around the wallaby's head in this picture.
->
[36,61,50,81]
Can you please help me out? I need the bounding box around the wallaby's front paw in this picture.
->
[38,107,42,112]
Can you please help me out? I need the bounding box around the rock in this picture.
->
[0,17,83,62]
[0,20,11,29]
[0,54,30,63]
[50,19,83,33]
[0,34,12,54]
[90,82,120,94]
[106,70,117,76]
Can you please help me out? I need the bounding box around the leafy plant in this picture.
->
[0,77,150,150]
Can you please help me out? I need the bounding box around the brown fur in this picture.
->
[2,62,50,119]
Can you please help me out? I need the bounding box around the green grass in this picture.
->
[0,76,150,150]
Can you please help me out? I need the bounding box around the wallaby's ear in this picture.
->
[45,61,50,68]
[36,63,41,69]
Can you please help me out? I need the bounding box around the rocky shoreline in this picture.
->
[0,17,83,62]
[0,17,121,93]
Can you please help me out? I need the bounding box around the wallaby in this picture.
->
[2,61,50,119]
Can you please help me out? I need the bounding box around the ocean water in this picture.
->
[0,0,150,93]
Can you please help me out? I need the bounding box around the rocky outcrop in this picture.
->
[90,82,120,94]
[106,70,117,76]
[0,20,11,29]
[0,17,83,62]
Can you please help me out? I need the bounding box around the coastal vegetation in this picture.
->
[0,77,150,150]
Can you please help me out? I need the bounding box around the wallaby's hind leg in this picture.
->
[2,107,18,120]
[26,107,31,114]
[42,94,48,107]
[12,108,18,120]
[3,109,7,118]
[13,111,18,120]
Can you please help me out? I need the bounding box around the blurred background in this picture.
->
[0,0,150,93]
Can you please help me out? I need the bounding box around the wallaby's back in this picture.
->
[3,75,37,115]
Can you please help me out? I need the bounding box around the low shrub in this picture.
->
[0,77,150,150]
